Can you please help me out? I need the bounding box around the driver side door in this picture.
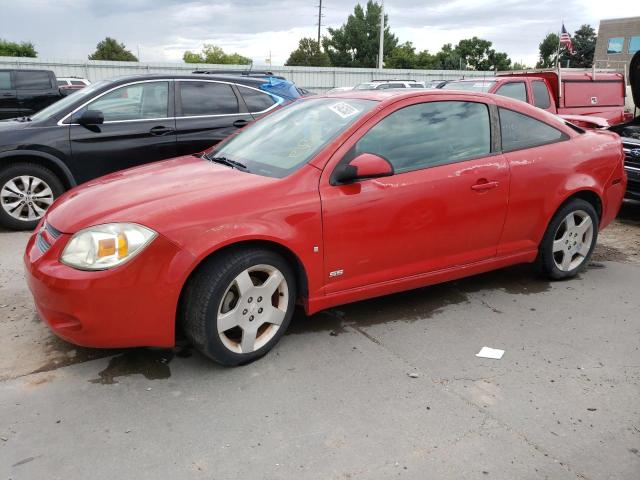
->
[68,80,177,184]
[319,96,510,293]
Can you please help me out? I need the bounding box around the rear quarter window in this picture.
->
[499,107,568,152]
[238,86,276,113]
[14,71,52,90]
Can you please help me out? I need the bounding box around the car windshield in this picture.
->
[354,83,377,90]
[210,98,376,178]
[441,80,496,92]
[30,80,109,121]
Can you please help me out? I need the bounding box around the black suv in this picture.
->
[0,69,63,120]
[0,74,299,230]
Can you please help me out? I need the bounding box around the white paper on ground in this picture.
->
[476,346,505,360]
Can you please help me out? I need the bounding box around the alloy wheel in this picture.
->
[552,210,594,272]
[217,264,289,354]
[1,175,54,222]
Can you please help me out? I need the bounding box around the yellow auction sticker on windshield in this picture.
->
[329,102,360,119]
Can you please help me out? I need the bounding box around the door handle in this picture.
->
[471,179,500,192]
[233,119,250,128]
[149,126,174,136]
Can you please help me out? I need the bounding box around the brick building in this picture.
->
[594,16,640,68]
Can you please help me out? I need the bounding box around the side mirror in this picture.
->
[333,153,394,184]
[76,109,104,127]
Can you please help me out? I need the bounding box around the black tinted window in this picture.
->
[14,71,51,90]
[499,108,566,151]
[532,81,551,109]
[180,82,239,116]
[239,86,276,113]
[84,82,169,121]
[0,72,11,89]
[496,82,527,102]
[356,101,491,173]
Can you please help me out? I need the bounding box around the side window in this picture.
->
[356,101,491,174]
[70,80,86,86]
[83,82,169,122]
[238,86,276,113]
[499,107,567,152]
[57,79,68,87]
[495,82,527,102]
[377,83,405,89]
[532,81,551,109]
[0,72,11,90]
[180,81,239,116]
[14,71,52,90]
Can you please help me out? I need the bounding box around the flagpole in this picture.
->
[557,20,563,101]
[556,19,562,68]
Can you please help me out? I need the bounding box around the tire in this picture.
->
[181,248,297,366]
[536,198,599,280]
[0,162,65,231]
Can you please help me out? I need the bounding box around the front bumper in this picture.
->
[24,221,194,348]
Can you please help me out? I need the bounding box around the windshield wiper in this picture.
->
[205,154,249,172]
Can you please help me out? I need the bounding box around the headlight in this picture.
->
[61,223,157,270]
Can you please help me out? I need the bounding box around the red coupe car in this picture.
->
[24,89,626,365]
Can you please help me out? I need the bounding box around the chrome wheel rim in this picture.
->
[552,210,594,272]
[217,264,289,354]
[1,175,54,222]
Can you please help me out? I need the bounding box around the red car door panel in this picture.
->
[319,97,510,294]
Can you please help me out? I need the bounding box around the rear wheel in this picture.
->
[537,198,598,279]
[0,163,64,230]
[182,248,296,366]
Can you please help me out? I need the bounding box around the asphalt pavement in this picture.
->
[0,204,639,480]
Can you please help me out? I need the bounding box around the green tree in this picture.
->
[89,37,138,61]
[385,42,417,69]
[536,33,564,68]
[570,24,596,68]
[285,38,331,66]
[435,43,463,70]
[487,50,512,71]
[322,1,399,68]
[452,37,511,71]
[0,39,37,57]
[511,61,530,71]
[415,49,438,69]
[182,44,250,65]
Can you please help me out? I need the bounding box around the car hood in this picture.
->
[630,50,639,110]
[46,155,277,234]
[0,118,34,132]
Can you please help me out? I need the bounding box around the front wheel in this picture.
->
[0,163,64,230]
[181,248,297,366]
[536,198,599,279]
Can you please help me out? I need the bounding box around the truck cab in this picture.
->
[442,70,630,127]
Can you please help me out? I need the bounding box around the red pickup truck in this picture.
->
[442,69,631,128]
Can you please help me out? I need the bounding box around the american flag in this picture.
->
[560,24,575,54]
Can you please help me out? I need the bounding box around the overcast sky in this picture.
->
[1,0,639,67]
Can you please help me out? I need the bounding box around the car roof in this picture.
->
[107,73,274,87]
[324,89,490,102]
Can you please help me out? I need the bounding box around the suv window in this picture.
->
[14,71,52,90]
[532,81,551,109]
[499,108,566,152]
[377,83,405,89]
[0,72,11,90]
[180,81,239,116]
[495,82,527,102]
[82,81,169,122]
[238,86,276,113]
[70,80,86,86]
[356,101,491,174]
[57,79,68,87]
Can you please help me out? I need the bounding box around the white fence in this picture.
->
[0,56,493,92]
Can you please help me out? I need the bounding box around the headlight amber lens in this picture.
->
[61,223,157,270]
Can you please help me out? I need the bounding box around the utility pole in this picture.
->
[378,1,384,69]
[317,0,323,46]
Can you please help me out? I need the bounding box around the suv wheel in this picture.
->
[0,163,64,231]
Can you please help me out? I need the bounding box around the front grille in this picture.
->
[36,231,51,253]
[44,221,62,239]
[35,220,62,254]
[622,138,640,170]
